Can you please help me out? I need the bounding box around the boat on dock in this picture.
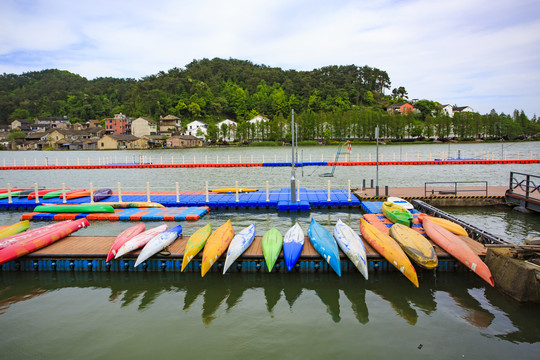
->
[333,219,368,279]
[307,218,341,277]
[223,224,256,274]
[262,227,283,272]
[283,223,304,271]
[382,201,413,227]
[114,224,168,259]
[389,223,438,269]
[181,223,212,271]
[134,225,182,267]
[106,223,146,262]
[201,220,235,277]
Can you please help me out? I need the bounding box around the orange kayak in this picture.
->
[422,218,494,287]
[66,190,92,199]
[417,213,468,236]
[360,218,419,287]
[201,220,235,277]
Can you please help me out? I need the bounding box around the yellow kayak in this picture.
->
[0,220,30,239]
[181,223,212,271]
[360,218,419,287]
[201,220,235,277]
[210,188,258,193]
[418,214,467,236]
[389,223,438,270]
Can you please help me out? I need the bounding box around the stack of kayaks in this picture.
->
[420,216,494,286]
[262,227,283,272]
[27,188,63,200]
[106,223,146,262]
[389,223,438,269]
[114,224,169,259]
[0,219,89,265]
[382,201,413,227]
[283,223,304,271]
[360,218,419,287]
[223,223,256,274]
[308,218,341,277]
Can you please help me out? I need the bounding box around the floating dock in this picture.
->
[0,234,487,274]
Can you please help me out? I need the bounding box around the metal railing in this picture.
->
[424,181,488,197]
[508,172,540,200]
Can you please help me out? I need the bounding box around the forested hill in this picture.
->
[0,58,395,124]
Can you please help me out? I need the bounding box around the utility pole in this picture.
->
[291,109,296,202]
[376,125,379,196]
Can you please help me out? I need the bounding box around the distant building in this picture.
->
[104,113,128,135]
[166,135,203,148]
[160,115,182,134]
[439,104,454,117]
[131,117,158,137]
[216,119,237,142]
[184,121,207,140]
[10,119,33,131]
[453,106,474,114]
[387,102,414,115]
[98,134,147,150]
[35,117,71,129]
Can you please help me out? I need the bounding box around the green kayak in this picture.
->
[262,227,283,272]
[0,191,23,199]
[382,201,413,227]
[43,190,66,199]
[33,204,115,213]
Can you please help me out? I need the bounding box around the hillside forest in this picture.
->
[1,58,538,142]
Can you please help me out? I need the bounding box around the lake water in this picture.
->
[1,142,539,358]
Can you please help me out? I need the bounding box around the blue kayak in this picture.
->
[307,218,341,276]
[283,223,304,271]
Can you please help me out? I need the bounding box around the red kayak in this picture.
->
[106,223,146,262]
[0,221,74,250]
[0,218,89,265]
[0,187,33,194]
[421,218,494,287]
[27,188,64,200]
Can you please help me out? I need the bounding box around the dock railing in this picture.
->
[507,172,540,200]
[424,181,488,197]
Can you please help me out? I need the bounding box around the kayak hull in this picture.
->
[0,220,30,239]
[106,223,146,262]
[389,223,438,269]
[262,227,283,272]
[114,224,168,259]
[0,219,89,265]
[422,218,494,286]
[223,224,256,274]
[382,201,413,227]
[0,221,73,250]
[417,213,468,236]
[34,204,115,213]
[360,218,418,287]
[181,223,212,271]
[135,225,182,267]
[333,219,368,279]
[201,220,235,277]
[307,218,342,277]
[283,223,304,271]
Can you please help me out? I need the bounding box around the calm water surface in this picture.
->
[1,142,539,358]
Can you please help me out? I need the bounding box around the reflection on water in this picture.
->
[1,271,539,344]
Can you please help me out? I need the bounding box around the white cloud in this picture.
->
[0,0,539,116]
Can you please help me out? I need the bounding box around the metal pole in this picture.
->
[291,109,296,203]
[376,125,379,196]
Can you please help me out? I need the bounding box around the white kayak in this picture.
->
[333,218,368,280]
[387,196,414,210]
[115,224,168,259]
[135,225,182,267]
[223,224,256,274]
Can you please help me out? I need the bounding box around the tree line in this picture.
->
[0,57,538,142]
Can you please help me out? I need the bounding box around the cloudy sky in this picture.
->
[1,0,539,117]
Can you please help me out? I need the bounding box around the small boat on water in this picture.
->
[262,227,283,272]
[382,201,413,227]
[283,223,304,271]
[307,218,341,277]
[389,223,438,269]
[360,218,418,287]
[135,225,182,267]
[0,219,89,265]
[201,220,235,277]
[114,224,168,259]
[33,204,115,213]
[223,223,256,274]
[421,217,494,286]
[333,219,368,279]
[181,223,212,271]
[0,220,30,240]
[417,213,468,236]
[106,223,146,262]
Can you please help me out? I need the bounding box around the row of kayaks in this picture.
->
[0,187,113,201]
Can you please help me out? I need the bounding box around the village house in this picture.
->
[184,120,207,140]
[159,115,182,135]
[98,134,148,150]
[453,106,474,114]
[142,135,166,148]
[131,117,158,137]
[166,135,203,148]
[248,115,269,140]
[104,113,128,135]
[387,102,414,115]
[216,119,237,142]
[35,117,71,129]
[10,119,34,131]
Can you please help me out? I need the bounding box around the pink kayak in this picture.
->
[0,221,72,250]
[114,224,168,259]
[0,218,89,265]
[106,223,146,262]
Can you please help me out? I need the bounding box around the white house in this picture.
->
[216,119,237,142]
[439,104,454,117]
[453,106,474,114]
[185,120,207,140]
[248,115,269,125]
